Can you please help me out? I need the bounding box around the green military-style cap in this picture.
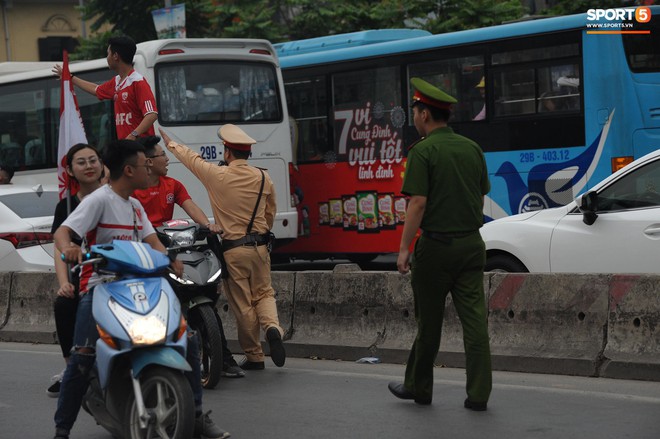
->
[411,77,457,110]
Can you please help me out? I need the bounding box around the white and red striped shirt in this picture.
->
[96,69,158,139]
[62,185,156,293]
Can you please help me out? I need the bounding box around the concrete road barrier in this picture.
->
[2,269,660,381]
[0,272,11,329]
[286,267,392,360]
[602,275,660,381]
[487,273,609,376]
[0,272,57,344]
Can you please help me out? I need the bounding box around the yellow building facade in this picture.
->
[0,0,98,62]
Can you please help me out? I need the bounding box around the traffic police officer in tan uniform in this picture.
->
[388,78,492,410]
[160,125,286,370]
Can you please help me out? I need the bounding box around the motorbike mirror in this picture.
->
[579,191,599,226]
[157,232,173,248]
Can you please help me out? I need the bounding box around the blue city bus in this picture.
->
[274,8,660,261]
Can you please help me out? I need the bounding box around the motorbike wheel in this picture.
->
[123,366,194,439]
[190,305,224,389]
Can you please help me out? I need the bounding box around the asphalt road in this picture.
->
[1,342,659,439]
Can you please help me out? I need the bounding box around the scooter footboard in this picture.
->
[131,347,192,378]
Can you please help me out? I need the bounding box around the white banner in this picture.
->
[57,50,88,199]
[151,3,186,39]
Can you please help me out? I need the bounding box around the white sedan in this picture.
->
[481,148,660,273]
[0,184,58,272]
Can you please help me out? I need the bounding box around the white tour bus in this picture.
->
[1,39,298,246]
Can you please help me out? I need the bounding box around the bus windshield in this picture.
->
[622,14,660,73]
[156,61,282,124]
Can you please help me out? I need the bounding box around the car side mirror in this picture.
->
[579,191,598,226]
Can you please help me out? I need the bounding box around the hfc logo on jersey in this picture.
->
[116,113,132,126]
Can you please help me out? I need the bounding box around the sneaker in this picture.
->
[221,364,246,378]
[194,410,230,439]
[266,327,286,367]
[47,370,64,398]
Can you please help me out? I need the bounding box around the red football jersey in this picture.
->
[96,69,157,139]
[133,176,192,228]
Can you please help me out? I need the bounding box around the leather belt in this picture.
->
[423,230,477,241]
[222,233,269,251]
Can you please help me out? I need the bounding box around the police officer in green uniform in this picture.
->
[388,78,492,410]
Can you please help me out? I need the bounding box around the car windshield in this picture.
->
[597,158,660,211]
[0,191,58,218]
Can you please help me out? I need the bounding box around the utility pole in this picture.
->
[79,0,86,38]
[2,0,11,61]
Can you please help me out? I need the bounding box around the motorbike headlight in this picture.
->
[109,290,169,346]
[164,227,196,246]
[208,268,222,283]
[169,272,195,285]
[129,316,166,345]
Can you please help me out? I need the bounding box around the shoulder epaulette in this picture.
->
[407,137,425,151]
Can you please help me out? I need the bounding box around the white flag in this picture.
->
[57,50,87,199]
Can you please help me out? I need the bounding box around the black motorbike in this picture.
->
[157,220,224,389]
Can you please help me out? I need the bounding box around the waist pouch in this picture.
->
[221,233,271,252]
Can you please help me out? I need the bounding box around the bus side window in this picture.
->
[285,75,329,162]
[493,69,536,116]
[0,141,21,168]
[408,55,485,123]
[331,66,402,160]
[24,138,44,166]
[537,64,581,114]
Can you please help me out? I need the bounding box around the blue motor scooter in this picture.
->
[77,240,195,439]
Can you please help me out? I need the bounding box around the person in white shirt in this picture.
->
[52,140,229,439]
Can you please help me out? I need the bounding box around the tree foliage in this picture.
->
[77,0,215,58]
[542,0,636,16]
[74,0,542,58]
[419,0,525,34]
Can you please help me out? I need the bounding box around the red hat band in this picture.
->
[412,90,452,110]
